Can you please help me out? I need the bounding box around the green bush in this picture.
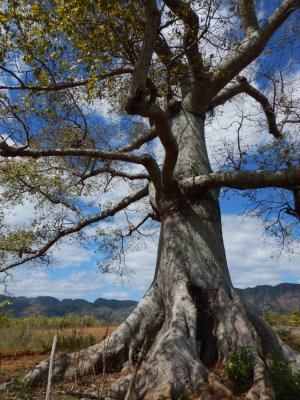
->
[224,346,252,392]
[56,332,97,351]
[267,353,300,400]
[5,369,32,400]
[265,310,300,327]
[0,300,13,327]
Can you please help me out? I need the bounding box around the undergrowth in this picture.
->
[267,353,300,400]
[4,369,32,400]
[224,346,252,393]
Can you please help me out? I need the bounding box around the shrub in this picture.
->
[267,353,300,400]
[224,346,252,393]
[0,300,13,327]
[5,369,32,400]
[57,331,97,351]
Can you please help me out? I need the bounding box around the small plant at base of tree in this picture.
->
[224,346,252,393]
[267,352,300,400]
[4,369,32,400]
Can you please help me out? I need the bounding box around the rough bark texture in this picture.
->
[2,111,300,400]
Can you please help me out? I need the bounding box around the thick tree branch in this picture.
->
[125,1,177,192]
[0,143,161,188]
[0,68,133,91]
[164,0,203,77]
[286,190,300,218]
[116,129,158,153]
[137,103,178,192]
[209,81,246,108]
[0,186,149,273]
[239,78,284,138]
[126,0,160,102]
[211,0,300,94]
[237,0,259,36]
[210,77,284,138]
[76,166,150,182]
[179,166,300,195]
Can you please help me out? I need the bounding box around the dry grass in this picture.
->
[0,316,117,385]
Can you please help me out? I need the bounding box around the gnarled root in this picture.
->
[245,357,275,400]
[107,282,233,400]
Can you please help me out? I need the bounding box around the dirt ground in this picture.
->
[0,349,49,383]
[0,353,245,400]
[0,326,116,385]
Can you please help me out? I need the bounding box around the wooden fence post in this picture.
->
[45,333,58,400]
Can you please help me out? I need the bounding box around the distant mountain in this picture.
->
[0,295,137,324]
[237,283,300,315]
[1,283,300,323]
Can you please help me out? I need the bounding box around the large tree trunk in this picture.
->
[4,111,300,399]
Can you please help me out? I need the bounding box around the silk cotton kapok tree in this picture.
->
[0,0,300,399]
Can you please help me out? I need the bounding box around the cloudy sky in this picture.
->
[5,207,300,302]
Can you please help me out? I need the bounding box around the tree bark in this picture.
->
[5,111,300,400]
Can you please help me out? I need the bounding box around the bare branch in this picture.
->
[16,176,83,217]
[239,78,284,139]
[0,68,133,91]
[124,213,154,237]
[116,129,158,153]
[237,0,259,36]
[179,166,300,195]
[210,77,284,138]
[0,186,149,273]
[0,65,26,87]
[211,0,300,94]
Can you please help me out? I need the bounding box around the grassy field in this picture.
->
[0,311,300,399]
[265,310,300,352]
[0,314,117,385]
[0,315,113,352]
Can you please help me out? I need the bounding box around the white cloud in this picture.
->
[222,214,300,288]
[3,212,300,302]
[52,242,94,268]
[2,197,36,226]
[101,290,130,299]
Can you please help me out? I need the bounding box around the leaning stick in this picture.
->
[45,333,58,400]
